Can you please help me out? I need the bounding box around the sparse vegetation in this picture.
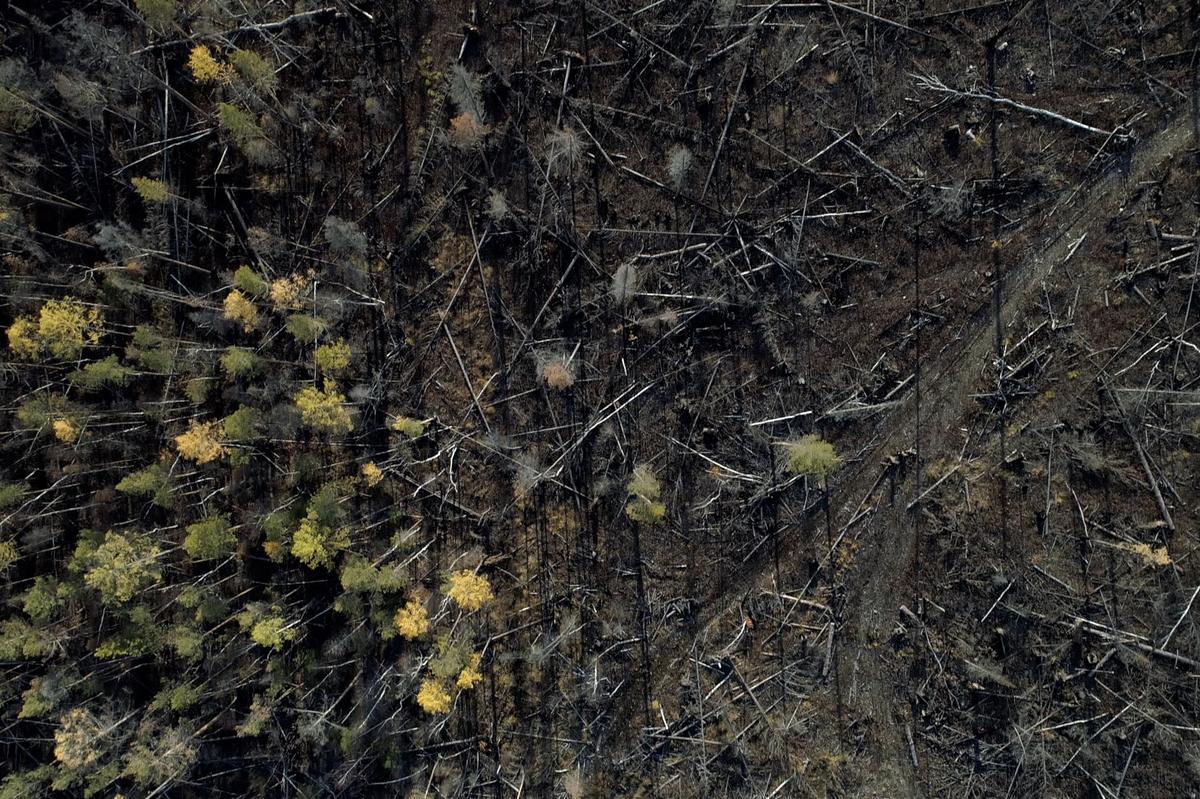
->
[625,465,666,524]
[783,434,841,480]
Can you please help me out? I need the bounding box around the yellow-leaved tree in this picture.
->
[54,708,106,770]
[455,652,484,689]
[294,382,353,434]
[7,298,103,361]
[187,45,233,84]
[290,484,350,569]
[416,679,452,715]
[444,570,494,612]
[404,569,497,716]
[360,462,384,487]
[175,420,228,464]
[52,418,80,444]
[269,272,310,310]
[393,599,430,640]
[223,289,259,332]
[315,338,351,375]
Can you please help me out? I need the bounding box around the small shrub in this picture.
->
[70,355,133,392]
[390,415,425,439]
[184,515,235,560]
[341,554,401,593]
[82,531,162,604]
[185,376,212,405]
[53,72,105,121]
[0,617,49,658]
[229,49,276,93]
[249,616,294,650]
[486,189,509,221]
[448,113,488,148]
[539,355,576,390]
[128,325,175,372]
[286,314,325,344]
[217,102,276,165]
[626,464,666,524]
[1117,541,1173,568]
[134,0,176,30]
[546,127,583,176]
[0,81,35,135]
[132,177,171,204]
[223,406,260,441]
[220,346,261,379]
[323,217,368,258]
[116,463,173,507]
[232,265,269,297]
[21,577,60,623]
[0,482,27,509]
[666,145,693,191]
[261,508,296,562]
[165,626,203,661]
[783,435,841,481]
[338,562,375,596]
[0,539,18,571]
[429,640,470,680]
[448,64,485,124]
[611,262,639,305]
[157,683,200,713]
[16,393,74,432]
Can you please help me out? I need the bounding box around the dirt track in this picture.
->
[841,106,1194,798]
[611,105,1195,794]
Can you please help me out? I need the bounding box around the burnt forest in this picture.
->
[1,0,1199,797]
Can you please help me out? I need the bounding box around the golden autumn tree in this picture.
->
[7,299,103,361]
[175,420,228,464]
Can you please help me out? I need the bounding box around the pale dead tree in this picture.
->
[545,127,583,177]
[610,262,639,306]
[537,351,576,391]
[666,145,692,192]
[911,72,1122,139]
[448,64,485,126]
[486,189,509,221]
